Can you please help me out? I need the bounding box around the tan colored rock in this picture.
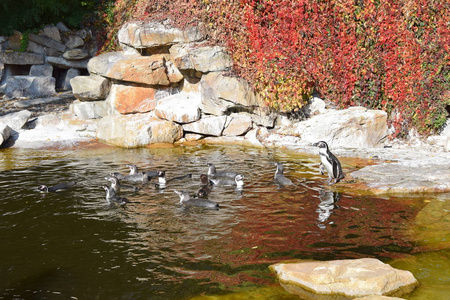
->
[107,84,160,114]
[71,75,111,101]
[63,49,89,60]
[182,115,228,136]
[270,258,418,298]
[223,113,253,136]
[118,21,205,49]
[154,93,201,124]
[170,44,233,73]
[354,296,406,300]
[97,114,183,147]
[8,30,22,51]
[87,51,139,76]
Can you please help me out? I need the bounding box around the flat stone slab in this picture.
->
[13,93,75,108]
[270,258,418,299]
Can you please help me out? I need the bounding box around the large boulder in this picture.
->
[87,51,135,76]
[290,106,388,148]
[223,113,253,136]
[170,44,232,73]
[29,64,53,77]
[270,258,418,298]
[5,76,56,100]
[106,83,172,114]
[28,33,66,53]
[182,115,228,136]
[154,93,201,124]
[97,114,183,147]
[46,56,89,69]
[200,72,262,115]
[118,20,205,49]
[69,100,113,120]
[71,75,111,101]
[0,110,32,131]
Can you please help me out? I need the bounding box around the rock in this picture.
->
[63,68,80,90]
[7,31,22,51]
[182,115,227,136]
[5,76,56,100]
[97,114,183,147]
[154,93,201,124]
[289,106,388,148]
[0,52,44,65]
[41,25,61,42]
[29,64,53,77]
[200,72,262,115]
[223,113,253,136]
[70,75,111,101]
[107,83,171,114]
[166,60,184,83]
[0,62,3,79]
[13,92,74,108]
[303,96,327,116]
[28,33,66,52]
[56,22,70,33]
[26,41,60,56]
[70,100,113,119]
[184,133,204,141]
[170,44,232,73]
[0,123,12,146]
[270,258,418,298]
[354,296,406,300]
[0,110,32,131]
[63,49,89,60]
[87,51,135,76]
[47,56,89,69]
[118,20,205,49]
[244,127,268,147]
[65,34,84,49]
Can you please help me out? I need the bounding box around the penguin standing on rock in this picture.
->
[313,141,345,185]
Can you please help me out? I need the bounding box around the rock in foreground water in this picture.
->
[270,258,418,299]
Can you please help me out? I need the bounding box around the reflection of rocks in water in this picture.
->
[316,188,340,229]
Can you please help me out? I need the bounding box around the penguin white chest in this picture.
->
[319,148,334,177]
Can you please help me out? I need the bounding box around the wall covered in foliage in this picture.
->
[81,0,450,136]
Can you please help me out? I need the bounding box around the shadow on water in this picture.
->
[0,144,448,299]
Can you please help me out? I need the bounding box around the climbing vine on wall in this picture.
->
[95,0,449,137]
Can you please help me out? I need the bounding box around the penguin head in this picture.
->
[200,174,209,184]
[37,185,49,192]
[207,163,216,175]
[313,141,329,149]
[275,162,284,173]
[126,164,139,174]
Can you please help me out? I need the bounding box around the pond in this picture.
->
[0,144,448,299]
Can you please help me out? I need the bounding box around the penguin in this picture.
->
[195,174,213,198]
[174,190,220,210]
[37,181,77,193]
[274,162,294,186]
[105,175,140,193]
[102,185,128,205]
[210,174,244,188]
[166,173,193,183]
[154,170,166,189]
[313,141,345,185]
[110,164,139,180]
[207,163,239,179]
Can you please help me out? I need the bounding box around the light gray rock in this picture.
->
[70,75,111,101]
[28,33,66,52]
[63,68,80,90]
[182,115,227,136]
[41,25,61,42]
[154,93,201,124]
[200,72,262,115]
[13,92,74,108]
[118,20,205,49]
[440,119,450,137]
[29,64,53,77]
[87,51,138,77]
[97,114,183,147]
[303,96,327,116]
[0,122,12,146]
[47,56,89,69]
[65,34,84,49]
[0,52,44,65]
[289,106,388,148]
[63,49,89,60]
[5,76,56,100]
[56,22,70,33]
[270,258,418,298]
[0,110,32,131]
[0,62,4,79]
[170,44,232,73]
[223,113,253,136]
[70,100,113,119]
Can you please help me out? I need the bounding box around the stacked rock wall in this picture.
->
[70,21,276,148]
[0,23,96,100]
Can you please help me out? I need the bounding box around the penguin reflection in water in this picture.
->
[313,141,345,185]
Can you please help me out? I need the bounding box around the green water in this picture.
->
[0,144,448,299]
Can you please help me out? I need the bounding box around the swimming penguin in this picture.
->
[274,162,294,186]
[37,181,77,193]
[174,190,220,210]
[313,141,345,185]
[195,174,213,198]
[210,174,244,188]
[105,175,140,193]
[102,185,128,205]
[207,163,239,179]
[153,170,167,189]
[110,164,139,180]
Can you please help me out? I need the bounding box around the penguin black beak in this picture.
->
[312,142,319,147]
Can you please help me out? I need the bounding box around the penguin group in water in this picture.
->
[36,141,344,209]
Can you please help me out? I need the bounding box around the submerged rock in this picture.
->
[270,258,418,299]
